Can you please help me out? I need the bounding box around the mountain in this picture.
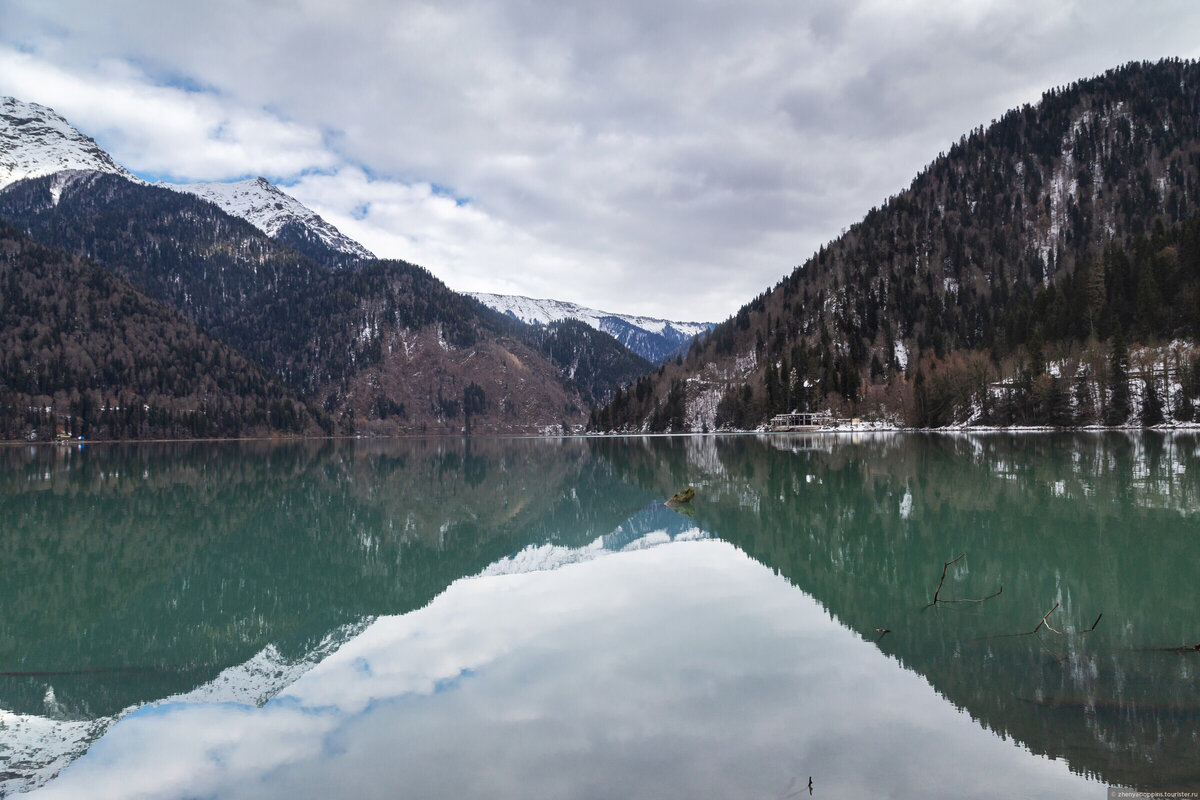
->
[0,221,317,440]
[1,96,369,269]
[164,176,374,268]
[0,168,656,433]
[0,171,595,433]
[0,95,664,436]
[1,97,138,191]
[592,59,1200,432]
[523,318,652,406]
[0,97,657,436]
[468,292,714,364]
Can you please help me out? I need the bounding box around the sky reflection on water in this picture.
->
[29,540,1095,800]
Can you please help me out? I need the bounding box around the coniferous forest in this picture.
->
[0,222,316,440]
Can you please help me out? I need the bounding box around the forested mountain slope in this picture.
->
[0,222,316,439]
[0,172,646,434]
[593,59,1200,431]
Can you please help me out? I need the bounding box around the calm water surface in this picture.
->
[2,433,1198,798]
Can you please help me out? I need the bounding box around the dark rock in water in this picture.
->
[667,487,695,506]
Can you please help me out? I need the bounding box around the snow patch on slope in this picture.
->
[481,524,707,577]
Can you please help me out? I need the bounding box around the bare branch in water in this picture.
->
[928,553,964,606]
[922,552,1002,609]
[981,602,1062,640]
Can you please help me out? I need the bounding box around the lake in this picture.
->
[2,432,1198,798]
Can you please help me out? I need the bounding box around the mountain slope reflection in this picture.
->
[0,438,692,793]
[0,439,646,718]
[28,542,1093,800]
[599,432,1200,793]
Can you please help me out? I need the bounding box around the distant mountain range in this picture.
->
[468,293,714,364]
[0,96,654,438]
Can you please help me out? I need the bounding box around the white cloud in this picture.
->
[0,48,334,181]
[4,0,1200,320]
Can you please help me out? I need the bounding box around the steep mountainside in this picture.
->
[523,319,651,406]
[165,177,374,268]
[1,97,137,191]
[469,292,713,363]
[0,222,316,440]
[594,59,1200,431]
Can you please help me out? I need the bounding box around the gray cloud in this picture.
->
[3,0,1200,320]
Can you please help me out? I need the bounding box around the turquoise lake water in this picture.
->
[2,433,1198,798]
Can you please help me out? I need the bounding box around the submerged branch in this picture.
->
[928,553,964,607]
[981,602,1062,640]
[922,552,1002,609]
[941,586,1004,604]
[1142,642,1200,654]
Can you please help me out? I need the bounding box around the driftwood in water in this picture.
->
[982,605,1104,642]
[983,602,1061,639]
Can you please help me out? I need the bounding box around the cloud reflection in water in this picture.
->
[30,540,1096,800]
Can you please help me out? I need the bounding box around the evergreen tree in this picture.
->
[1142,371,1164,426]
[462,382,486,435]
[1105,328,1131,425]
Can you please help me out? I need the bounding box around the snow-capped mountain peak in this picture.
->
[163,176,374,261]
[468,292,715,363]
[0,97,138,191]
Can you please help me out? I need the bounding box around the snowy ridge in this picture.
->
[0,97,138,191]
[163,177,374,260]
[469,292,709,337]
[468,292,715,363]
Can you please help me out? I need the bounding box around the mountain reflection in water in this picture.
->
[1,432,1197,796]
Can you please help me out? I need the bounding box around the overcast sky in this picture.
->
[3,1,1199,321]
